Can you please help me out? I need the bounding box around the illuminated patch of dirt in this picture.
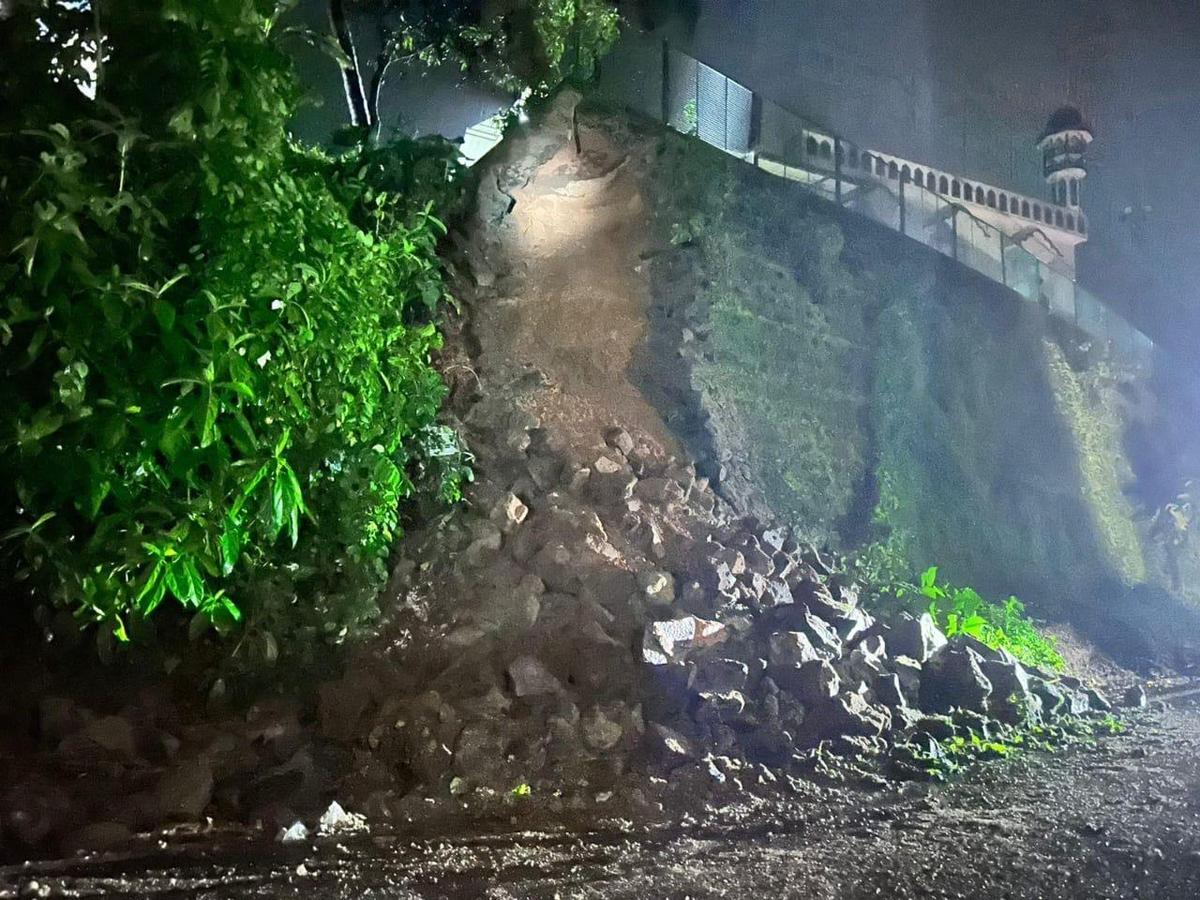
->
[470,93,679,462]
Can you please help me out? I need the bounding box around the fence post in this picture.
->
[899,174,906,235]
[724,77,729,151]
[660,40,670,125]
[951,207,958,262]
[834,137,842,205]
[999,233,1007,287]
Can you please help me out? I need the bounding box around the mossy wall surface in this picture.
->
[641,122,1170,615]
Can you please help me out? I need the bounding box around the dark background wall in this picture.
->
[638,0,1200,357]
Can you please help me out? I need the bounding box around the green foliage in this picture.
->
[914,567,1065,671]
[529,0,620,88]
[681,99,698,135]
[0,0,467,650]
[1044,348,1145,583]
[371,0,620,96]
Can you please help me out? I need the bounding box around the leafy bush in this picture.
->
[0,0,467,651]
[913,568,1065,671]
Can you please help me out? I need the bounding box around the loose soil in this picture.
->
[470,94,679,460]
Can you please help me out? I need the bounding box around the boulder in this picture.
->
[588,453,637,505]
[768,631,824,668]
[833,607,875,645]
[60,821,133,854]
[452,720,515,781]
[873,673,909,710]
[648,723,697,766]
[604,427,635,456]
[493,493,529,532]
[980,656,1040,725]
[890,655,923,698]
[919,645,993,714]
[638,569,676,607]
[792,580,854,620]
[581,706,625,752]
[1121,683,1148,709]
[695,657,750,693]
[507,655,564,697]
[788,659,841,704]
[155,758,214,821]
[888,613,948,664]
[641,616,727,666]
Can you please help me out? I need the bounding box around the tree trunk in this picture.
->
[366,51,392,141]
[328,0,370,128]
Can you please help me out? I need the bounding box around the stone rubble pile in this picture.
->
[315,380,1117,813]
[0,379,1124,859]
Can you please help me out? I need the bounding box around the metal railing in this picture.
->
[595,35,1153,368]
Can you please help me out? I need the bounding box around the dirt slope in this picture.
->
[467,91,678,460]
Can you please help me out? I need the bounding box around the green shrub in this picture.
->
[0,0,467,651]
[912,567,1065,671]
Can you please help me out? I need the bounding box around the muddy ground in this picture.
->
[3,690,1196,899]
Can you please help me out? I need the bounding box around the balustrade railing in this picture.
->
[595,34,1154,367]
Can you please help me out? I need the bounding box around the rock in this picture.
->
[743,722,795,761]
[787,659,841,704]
[317,672,377,742]
[648,723,696,765]
[493,493,529,532]
[2,784,72,847]
[981,657,1042,725]
[526,455,562,491]
[825,693,892,738]
[742,545,775,578]
[605,427,635,456]
[891,654,923,698]
[712,547,746,576]
[507,655,563,697]
[317,801,368,837]
[638,569,676,607]
[888,613,948,663]
[1086,687,1113,712]
[453,721,514,781]
[530,542,578,592]
[155,758,214,821]
[761,527,789,552]
[873,673,909,710]
[756,579,793,612]
[792,580,853,620]
[798,607,843,657]
[1121,684,1148,709]
[1031,678,1068,718]
[635,477,684,504]
[278,821,310,844]
[920,645,993,714]
[912,714,957,742]
[642,617,727,666]
[696,690,748,726]
[581,706,624,751]
[60,821,132,854]
[768,631,824,668]
[833,607,875,644]
[588,453,637,505]
[39,697,86,743]
[79,715,139,759]
[695,657,750,693]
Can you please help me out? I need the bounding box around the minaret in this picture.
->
[1037,106,1093,210]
